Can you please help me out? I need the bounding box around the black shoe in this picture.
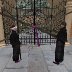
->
[15,60,20,63]
[20,58,22,61]
[53,61,60,65]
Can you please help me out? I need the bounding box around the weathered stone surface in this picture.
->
[28,47,48,72]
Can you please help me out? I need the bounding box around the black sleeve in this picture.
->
[10,33,20,45]
[10,34,13,44]
[60,28,67,42]
[64,30,67,42]
[56,28,67,43]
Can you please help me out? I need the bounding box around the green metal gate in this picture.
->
[1,0,67,45]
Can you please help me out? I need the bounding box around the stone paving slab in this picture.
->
[6,53,28,68]
[1,44,33,72]
[64,55,72,72]
[0,44,72,72]
[48,65,68,72]
[3,68,27,72]
[28,47,48,72]
[0,45,29,72]
[0,46,12,72]
[41,44,72,72]
[0,57,10,72]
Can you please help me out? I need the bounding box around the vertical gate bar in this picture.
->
[34,0,36,45]
[23,33,24,44]
[40,34,41,44]
[15,0,19,33]
[31,0,32,10]
[26,37,27,44]
[40,0,41,12]
[25,0,26,15]
[63,0,67,21]
[31,33,32,44]
[29,36,30,44]
[47,35,48,43]
[45,34,46,43]
[42,34,43,44]
[50,0,53,45]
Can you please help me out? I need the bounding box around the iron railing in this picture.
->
[1,0,67,45]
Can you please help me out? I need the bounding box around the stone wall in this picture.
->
[0,1,5,46]
[65,1,72,44]
[0,0,16,45]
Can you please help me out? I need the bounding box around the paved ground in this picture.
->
[0,44,72,72]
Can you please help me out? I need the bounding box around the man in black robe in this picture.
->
[53,22,67,65]
[10,25,21,63]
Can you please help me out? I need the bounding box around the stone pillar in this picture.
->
[0,1,5,46]
[65,1,72,44]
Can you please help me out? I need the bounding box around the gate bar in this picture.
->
[34,0,36,45]
[15,0,19,33]
[50,0,53,45]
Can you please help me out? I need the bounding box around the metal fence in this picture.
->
[19,30,56,45]
[1,0,67,45]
